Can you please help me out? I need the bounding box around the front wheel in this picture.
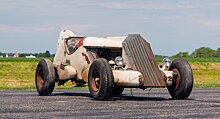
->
[88,58,114,100]
[35,59,55,96]
[168,59,193,100]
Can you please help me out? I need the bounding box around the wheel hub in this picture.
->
[172,68,181,90]
[95,78,100,87]
[91,69,101,92]
[37,68,44,88]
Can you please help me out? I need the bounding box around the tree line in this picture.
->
[0,47,219,58]
[0,50,54,58]
[172,47,220,58]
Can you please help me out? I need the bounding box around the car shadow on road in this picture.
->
[51,91,167,101]
[52,91,91,98]
[110,95,167,101]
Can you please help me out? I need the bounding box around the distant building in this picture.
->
[4,50,19,58]
[5,54,15,58]
[26,55,36,58]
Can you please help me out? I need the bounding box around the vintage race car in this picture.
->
[35,30,193,100]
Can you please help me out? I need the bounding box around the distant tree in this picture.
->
[33,53,39,57]
[19,53,26,57]
[191,47,215,58]
[18,53,33,57]
[37,53,44,57]
[51,53,55,57]
[37,50,51,57]
[214,48,220,57]
[45,50,51,57]
[155,55,168,59]
[173,52,189,58]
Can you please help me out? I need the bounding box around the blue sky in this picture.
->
[0,0,220,56]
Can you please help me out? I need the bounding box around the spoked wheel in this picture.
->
[88,58,114,100]
[168,59,193,100]
[35,59,55,96]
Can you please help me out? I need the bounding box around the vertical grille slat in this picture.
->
[134,36,155,85]
[122,34,166,87]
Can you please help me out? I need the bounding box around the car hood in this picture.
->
[83,36,127,48]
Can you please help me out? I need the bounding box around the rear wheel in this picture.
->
[35,59,55,96]
[168,59,193,100]
[88,58,114,100]
[112,86,124,95]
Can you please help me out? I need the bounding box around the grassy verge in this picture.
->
[0,60,219,90]
[0,62,37,89]
[190,62,220,88]
[194,82,220,88]
[0,61,88,90]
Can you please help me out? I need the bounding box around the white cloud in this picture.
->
[81,1,199,11]
[84,2,172,10]
[0,25,12,32]
[209,2,220,7]
[0,25,30,33]
[197,20,220,30]
[31,27,54,32]
[0,23,96,33]
[0,0,220,55]
[0,24,54,33]
[59,24,97,32]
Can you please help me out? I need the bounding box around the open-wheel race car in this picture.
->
[35,30,193,100]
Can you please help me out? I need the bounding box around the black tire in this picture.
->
[112,86,124,95]
[35,59,55,96]
[88,58,114,100]
[75,83,85,87]
[168,59,193,100]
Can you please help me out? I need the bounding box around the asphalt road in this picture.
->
[0,88,219,119]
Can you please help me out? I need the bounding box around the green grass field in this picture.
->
[190,62,220,88]
[0,58,219,90]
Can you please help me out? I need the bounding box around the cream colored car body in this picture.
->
[53,30,172,87]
